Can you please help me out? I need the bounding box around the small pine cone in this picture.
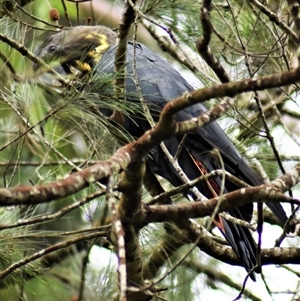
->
[50,8,60,21]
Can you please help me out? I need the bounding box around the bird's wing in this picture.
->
[97,42,287,225]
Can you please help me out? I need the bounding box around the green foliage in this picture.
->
[0,0,299,300]
[0,208,41,288]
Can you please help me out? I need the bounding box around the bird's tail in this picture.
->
[217,215,259,281]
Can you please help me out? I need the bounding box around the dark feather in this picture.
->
[96,41,288,279]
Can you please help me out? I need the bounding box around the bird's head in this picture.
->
[33,26,117,74]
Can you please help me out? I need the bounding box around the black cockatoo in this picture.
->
[33,25,288,280]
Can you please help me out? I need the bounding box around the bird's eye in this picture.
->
[48,45,56,52]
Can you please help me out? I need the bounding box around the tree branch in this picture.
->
[147,164,300,223]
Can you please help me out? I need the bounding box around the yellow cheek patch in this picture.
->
[75,60,92,72]
[85,33,110,63]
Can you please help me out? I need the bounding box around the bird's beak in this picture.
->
[33,63,69,86]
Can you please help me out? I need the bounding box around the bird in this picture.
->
[33,25,288,280]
